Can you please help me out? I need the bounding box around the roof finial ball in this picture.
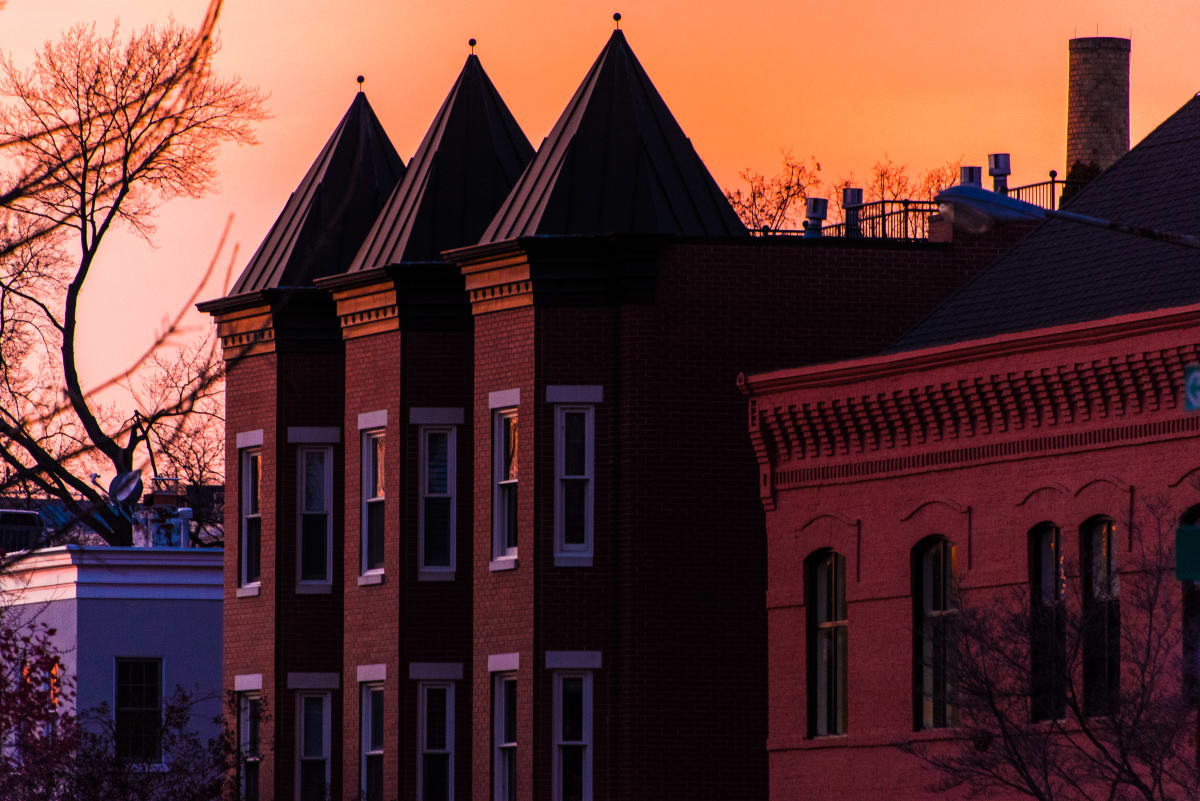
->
[356,75,364,92]
[469,38,477,54]
[613,11,621,28]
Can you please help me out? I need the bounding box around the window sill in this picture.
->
[295,583,333,595]
[554,554,593,568]
[489,557,518,572]
[357,572,384,586]
[236,584,261,598]
[418,570,455,582]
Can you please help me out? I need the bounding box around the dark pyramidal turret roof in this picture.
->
[230,92,404,294]
[896,95,1200,351]
[481,29,745,243]
[350,55,533,269]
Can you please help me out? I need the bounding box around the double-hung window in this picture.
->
[361,684,384,801]
[1082,517,1120,716]
[240,694,262,801]
[553,672,592,801]
[493,674,517,801]
[420,427,456,576]
[493,410,519,562]
[419,682,454,801]
[362,431,385,574]
[1030,524,1066,721]
[298,447,333,585]
[807,550,847,736]
[241,449,261,586]
[115,658,162,764]
[554,406,594,564]
[298,692,330,801]
[914,537,957,730]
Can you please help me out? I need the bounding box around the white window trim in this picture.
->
[240,448,263,588]
[361,429,386,576]
[553,405,594,567]
[411,407,465,425]
[545,651,602,670]
[552,671,593,801]
[235,673,263,692]
[418,681,455,801]
[295,691,331,801]
[418,425,457,580]
[488,652,519,673]
[357,664,387,683]
[287,672,341,690]
[296,445,334,590]
[492,408,519,564]
[493,673,517,801]
[361,683,385,800]
[489,388,520,409]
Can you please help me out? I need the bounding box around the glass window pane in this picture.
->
[245,517,261,583]
[304,451,326,512]
[563,481,586,546]
[300,759,326,801]
[564,412,586,476]
[372,436,385,498]
[425,687,446,749]
[301,514,327,580]
[833,554,846,621]
[561,745,584,801]
[369,688,384,751]
[504,486,518,550]
[365,754,383,801]
[427,432,448,494]
[303,697,323,757]
[244,760,260,801]
[247,698,260,755]
[561,677,583,741]
[503,679,517,744]
[503,416,518,481]
[366,502,385,570]
[248,453,260,514]
[503,748,517,801]
[424,498,452,567]
[815,556,830,623]
[422,753,449,801]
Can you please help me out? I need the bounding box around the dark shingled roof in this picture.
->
[230,92,404,294]
[896,95,1200,351]
[349,55,533,269]
[480,30,746,243]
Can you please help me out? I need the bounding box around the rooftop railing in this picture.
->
[747,171,1084,241]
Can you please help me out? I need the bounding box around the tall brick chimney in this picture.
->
[1066,37,1130,178]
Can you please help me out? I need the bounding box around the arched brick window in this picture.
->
[913,536,956,730]
[806,549,847,736]
[1028,523,1066,721]
[1080,516,1120,716]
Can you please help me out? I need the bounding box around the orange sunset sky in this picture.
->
[2,0,1200,392]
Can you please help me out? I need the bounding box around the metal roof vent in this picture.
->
[959,165,983,187]
[804,196,828,238]
[841,187,863,207]
[841,187,864,238]
[988,153,1011,192]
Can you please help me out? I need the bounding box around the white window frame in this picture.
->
[239,692,262,800]
[361,430,386,576]
[295,691,331,801]
[296,446,334,590]
[552,671,593,801]
[492,409,519,566]
[554,405,594,566]
[493,673,518,801]
[361,683,384,800]
[419,425,457,579]
[240,449,262,588]
[418,681,455,801]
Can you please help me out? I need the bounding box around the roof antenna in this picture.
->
[356,75,365,93]
[469,37,477,54]
[613,11,621,28]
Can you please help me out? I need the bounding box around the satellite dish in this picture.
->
[108,471,144,507]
